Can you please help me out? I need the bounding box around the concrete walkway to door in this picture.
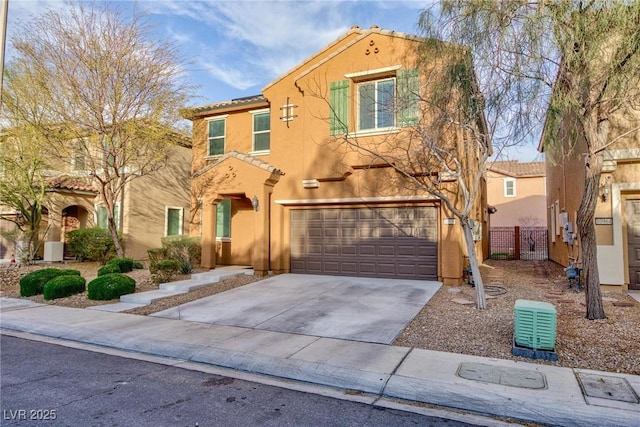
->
[150,274,441,344]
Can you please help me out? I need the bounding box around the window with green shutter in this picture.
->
[216,199,231,238]
[208,118,225,156]
[166,207,182,236]
[329,80,349,135]
[397,68,420,127]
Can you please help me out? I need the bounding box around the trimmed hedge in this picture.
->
[97,263,120,276]
[108,257,134,273]
[20,268,81,297]
[66,227,117,264]
[87,274,136,300]
[43,275,86,300]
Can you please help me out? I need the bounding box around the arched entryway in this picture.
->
[61,205,90,258]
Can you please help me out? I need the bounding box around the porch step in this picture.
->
[88,266,255,312]
[87,302,146,312]
[120,289,188,305]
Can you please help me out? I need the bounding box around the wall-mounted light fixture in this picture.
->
[251,195,259,212]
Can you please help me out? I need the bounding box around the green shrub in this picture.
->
[43,275,86,300]
[19,268,81,297]
[132,261,144,270]
[160,236,202,275]
[147,248,168,274]
[97,263,120,276]
[66,227,117,264]
[108,257,134,273]
[151,259,180,284]
[87,274,136,300]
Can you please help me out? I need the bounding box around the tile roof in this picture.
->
[193,150,284,178]
[487,161,545,177]
[45,175,97,193]
[181,95,268,118]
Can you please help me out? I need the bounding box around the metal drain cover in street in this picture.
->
[457,362,547,389]
[576,373,640,403]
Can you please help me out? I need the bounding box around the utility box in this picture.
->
[514,299,556,351]
[43,242,64,262]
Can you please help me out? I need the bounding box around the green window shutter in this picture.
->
[330,80,349,135]
[216,199,231,238]
[167,208,181,235]
[397,68,420,127]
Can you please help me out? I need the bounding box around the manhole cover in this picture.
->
[576,373,640,403]
[457,362,546,389]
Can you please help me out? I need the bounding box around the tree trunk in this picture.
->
[577,163,606,320]
[462,220,486,309]
[108,216,124,258]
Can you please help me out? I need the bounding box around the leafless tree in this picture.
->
[2,3,194,257]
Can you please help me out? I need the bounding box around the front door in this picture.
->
[627,200,640,290]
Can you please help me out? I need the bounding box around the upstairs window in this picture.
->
[358,78,396,131]
[504,178,516,197]
[329,68,419,135]
[252,110,270,153]
[208,118,226,156]
[73,141,85,171]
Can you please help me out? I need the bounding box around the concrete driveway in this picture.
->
[152,274,441,344]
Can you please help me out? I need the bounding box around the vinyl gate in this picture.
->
[489,226,548,260]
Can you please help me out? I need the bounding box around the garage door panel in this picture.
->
[341,245,357,255]
[291,207,438,280]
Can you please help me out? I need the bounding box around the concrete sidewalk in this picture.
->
[1,298,638,427]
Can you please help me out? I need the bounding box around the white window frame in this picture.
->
[164,206,184,237]
[357,77,396,132]
[504,178,516,198]
[250,108,270,154]
[206,115,228,157]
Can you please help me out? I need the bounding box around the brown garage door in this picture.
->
[290,207,438,280]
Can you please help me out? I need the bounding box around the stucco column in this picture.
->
[252,186,272,276]
[201,202,217,269]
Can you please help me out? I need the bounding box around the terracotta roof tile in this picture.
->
[193,150,284,178]
[488,161,545,177]
[45,176,97,193]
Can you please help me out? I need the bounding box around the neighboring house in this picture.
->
[181,25,488,285]
[0,135,191,261]
[540,116,640,291]
[486,161,547,227]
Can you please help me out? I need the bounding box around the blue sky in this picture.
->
[5,0,542,161]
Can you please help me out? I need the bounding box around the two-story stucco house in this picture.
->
[486,161,547,228]
[181,25,488,285]
[541,112,640,291]
[0,134,191,261]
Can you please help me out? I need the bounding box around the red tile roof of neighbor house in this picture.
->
[44,176,97,193]
[488,161,545,177]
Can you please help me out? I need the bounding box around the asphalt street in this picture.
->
[0,335,476,427]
